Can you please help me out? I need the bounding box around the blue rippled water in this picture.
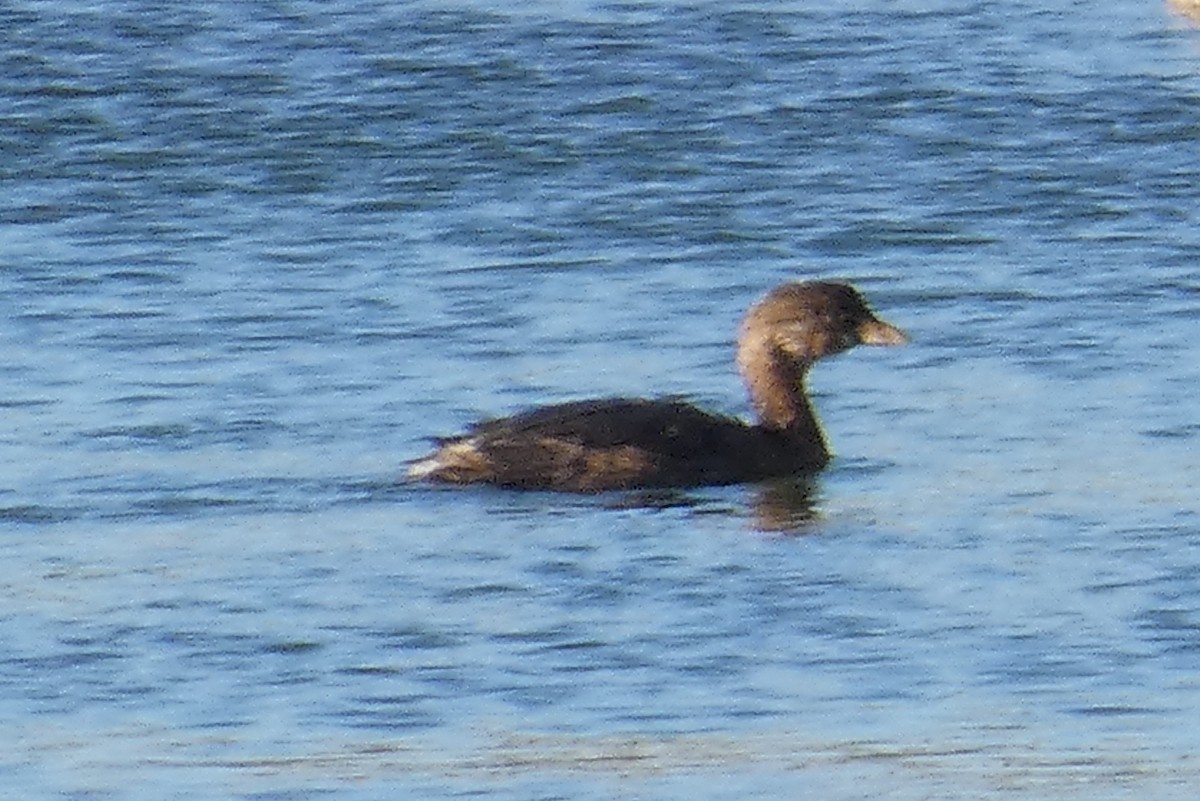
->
[5,1,1200,798]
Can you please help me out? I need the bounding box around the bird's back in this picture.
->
[409,397,824,491]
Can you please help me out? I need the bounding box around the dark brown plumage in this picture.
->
[409,281,906,491]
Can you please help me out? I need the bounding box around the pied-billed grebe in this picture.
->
[409,281,906,491]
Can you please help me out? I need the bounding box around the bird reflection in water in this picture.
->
[603,477,819,535]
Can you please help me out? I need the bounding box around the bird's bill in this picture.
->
[857,317,908,346]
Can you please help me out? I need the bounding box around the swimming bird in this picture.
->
[409,280,906,491]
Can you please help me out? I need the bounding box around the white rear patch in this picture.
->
[407,438,485,480]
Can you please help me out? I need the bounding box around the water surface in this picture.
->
[4,1,1200,798]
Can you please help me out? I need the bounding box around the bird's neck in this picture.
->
[737,341,828,451]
